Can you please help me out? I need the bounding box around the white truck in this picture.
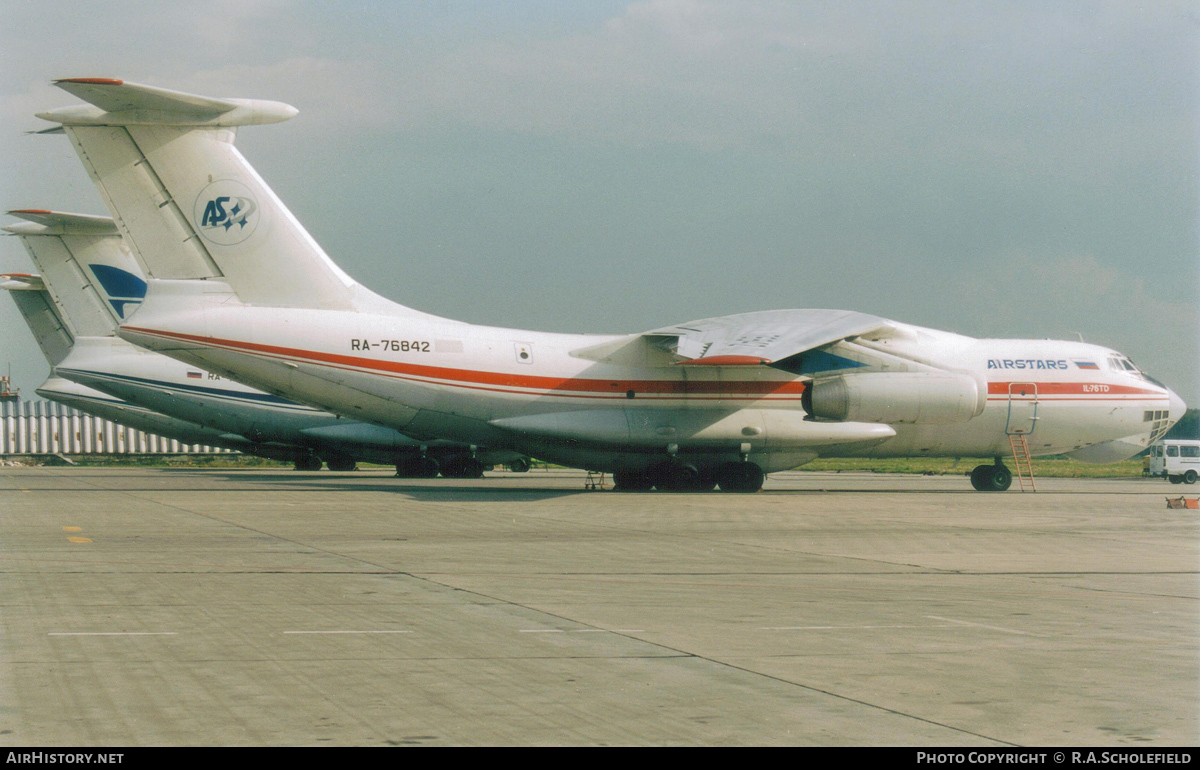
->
[1147,440,1200,484]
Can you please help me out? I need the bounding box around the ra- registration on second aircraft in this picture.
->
[28,78,1186,492]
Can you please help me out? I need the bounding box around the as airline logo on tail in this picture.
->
[193,180,259,245]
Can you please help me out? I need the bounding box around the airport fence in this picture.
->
[0,400,234,456]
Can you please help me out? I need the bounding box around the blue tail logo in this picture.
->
[88,264,147,319]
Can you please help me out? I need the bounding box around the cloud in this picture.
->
[181,0,297,53]
[943,250,1198,393]
[384,0,842,147]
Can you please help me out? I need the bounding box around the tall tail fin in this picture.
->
[0,274,73,366]
[37,79,387,312]
[4,209,144,336]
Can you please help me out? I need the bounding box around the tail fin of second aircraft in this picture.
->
[0,274,74,367]
[4,209,146,337]
[37,79,402,314]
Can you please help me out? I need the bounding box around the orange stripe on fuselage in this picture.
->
[123,327,808,399]
[987,381,1163,397]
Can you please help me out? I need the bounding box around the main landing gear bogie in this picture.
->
[325,455,358,472]
[714,461,765,493]
[611,461,764,493]
[611,467,654,492]
[293,453,323,472]
[438,455,486,479]
[292,453,357,472]
[395,455,439,478]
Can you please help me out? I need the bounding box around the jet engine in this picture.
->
[807,372,985,425]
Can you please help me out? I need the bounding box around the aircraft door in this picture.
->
[1005,382,1038,435]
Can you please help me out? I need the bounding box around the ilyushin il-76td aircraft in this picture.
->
[32,78,1186,492]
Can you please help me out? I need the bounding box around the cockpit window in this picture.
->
[1108,355,1145,379]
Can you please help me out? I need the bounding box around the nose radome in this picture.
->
[1168,388,1187,425]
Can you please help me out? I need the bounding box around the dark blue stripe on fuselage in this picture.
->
[56,368,307,408]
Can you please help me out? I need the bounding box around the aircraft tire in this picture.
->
[989,465,1013,491]
[396,456,440,478]
[294,454,323,472]
[654,462,702,492]
[442,456,485,479]
[715,462,764,493]
[612,468,653,492]
[325,455,357,472]
[1185,470,1198,485]
[508,458,531,473]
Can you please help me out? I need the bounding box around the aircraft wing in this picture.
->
[572,309,889,367]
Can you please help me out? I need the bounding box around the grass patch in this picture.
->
[799,456,1145,478]
[63,454,292,468]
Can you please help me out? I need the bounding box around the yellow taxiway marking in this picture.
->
[66,537,92,543]
[520,629,645,634]
[283,630,411,635]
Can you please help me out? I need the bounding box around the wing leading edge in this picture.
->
[571,309,890,368]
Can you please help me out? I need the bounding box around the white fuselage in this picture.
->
[121,285,1181,475]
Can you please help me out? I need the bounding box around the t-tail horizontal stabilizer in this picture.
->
[37,79,298,127]
[6,209,118,235]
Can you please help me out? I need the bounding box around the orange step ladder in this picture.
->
[1008,434,1037,492]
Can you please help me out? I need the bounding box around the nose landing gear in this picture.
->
[970,460,1013,492]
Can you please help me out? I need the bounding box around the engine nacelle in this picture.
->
[808,372,985,425]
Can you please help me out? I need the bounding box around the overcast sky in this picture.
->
[2,1,1197,406]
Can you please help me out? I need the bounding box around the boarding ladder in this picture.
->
[1007,434,1037,492]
